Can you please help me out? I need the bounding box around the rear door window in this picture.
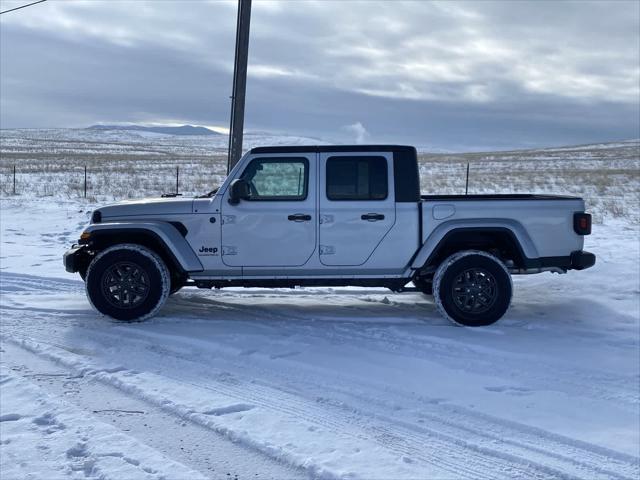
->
[326,156,388,201]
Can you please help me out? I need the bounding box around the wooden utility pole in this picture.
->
[465,162,470,195]
[227,0,252,173]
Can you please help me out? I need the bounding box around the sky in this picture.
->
[0,0,639,151]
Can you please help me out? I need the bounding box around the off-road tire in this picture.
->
[85,244,170,321]
[433,250,512,327]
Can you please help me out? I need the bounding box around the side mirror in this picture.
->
[228,178,250,205]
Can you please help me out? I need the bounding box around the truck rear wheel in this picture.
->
[433,250,512,327]
[85,244,170,321]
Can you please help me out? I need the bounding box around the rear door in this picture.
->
[319,152,395,266]
[221,153,316,267]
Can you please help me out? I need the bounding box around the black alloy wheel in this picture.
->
[450,268,497,314]
[434,251,512,327]
[101,261,151,309]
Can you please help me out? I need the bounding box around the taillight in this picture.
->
[573,212,592,235]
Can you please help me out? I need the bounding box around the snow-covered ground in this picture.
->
[1,130,639,478]
[1,195,639,479]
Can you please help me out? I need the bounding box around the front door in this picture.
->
[319,152,395,266]
[221,154,316,267]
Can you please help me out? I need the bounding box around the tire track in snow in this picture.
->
[2,273,639,479]
[186,291,638,409]
[1,342,307,480]
[1,272,637,412]
[7,320,639,480]
[331,323,638,408]
[6,333,498,479]
[0,272,82,294]
[2,332,564,480]
[109,326,640,480]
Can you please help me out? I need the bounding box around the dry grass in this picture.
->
[1,131,638,223]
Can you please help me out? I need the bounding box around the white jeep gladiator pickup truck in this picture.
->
[64,145,595,326]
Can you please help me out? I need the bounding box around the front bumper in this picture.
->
[63,245,86,273]
[570,250,596,270]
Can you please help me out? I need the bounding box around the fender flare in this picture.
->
[83,222,204,272]
[411,219,538,269]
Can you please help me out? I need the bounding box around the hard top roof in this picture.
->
[249,145,416,154]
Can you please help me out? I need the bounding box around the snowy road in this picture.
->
[1,198,639,479]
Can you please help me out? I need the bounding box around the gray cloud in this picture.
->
[343,122,370,144]
[1,0,638,150]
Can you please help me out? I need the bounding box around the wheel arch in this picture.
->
[83,222,203,275]
[412,222,537,271]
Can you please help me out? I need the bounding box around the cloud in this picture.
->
[343,122,370,144]
[1,0,638,149]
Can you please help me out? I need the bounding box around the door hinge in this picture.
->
[319,245,335,255]
[221,215,236,225]
[222,246,237,255]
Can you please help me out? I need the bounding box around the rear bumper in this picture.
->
[524,250,596,271]
[63,245,86,273]
[570,250,596,270]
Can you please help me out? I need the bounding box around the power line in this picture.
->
[0,0,47,15]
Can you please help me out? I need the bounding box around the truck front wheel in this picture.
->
[85,244,170,321]
[433,250,512,327]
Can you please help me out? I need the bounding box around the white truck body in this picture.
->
[64,145,595,325]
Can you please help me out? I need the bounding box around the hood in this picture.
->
[95,197,194,220]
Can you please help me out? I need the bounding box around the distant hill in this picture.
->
[87,124,220,136]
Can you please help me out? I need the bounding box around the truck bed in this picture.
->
[419,194,586,258]
[421,194,580,201]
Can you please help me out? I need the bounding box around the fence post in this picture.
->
[176,166,179,195]
[465,162,470,195]
[13,165,16,195]
[84,165,87,198]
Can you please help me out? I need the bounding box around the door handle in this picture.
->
[361,213,385,221]
[288,214,312,222]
